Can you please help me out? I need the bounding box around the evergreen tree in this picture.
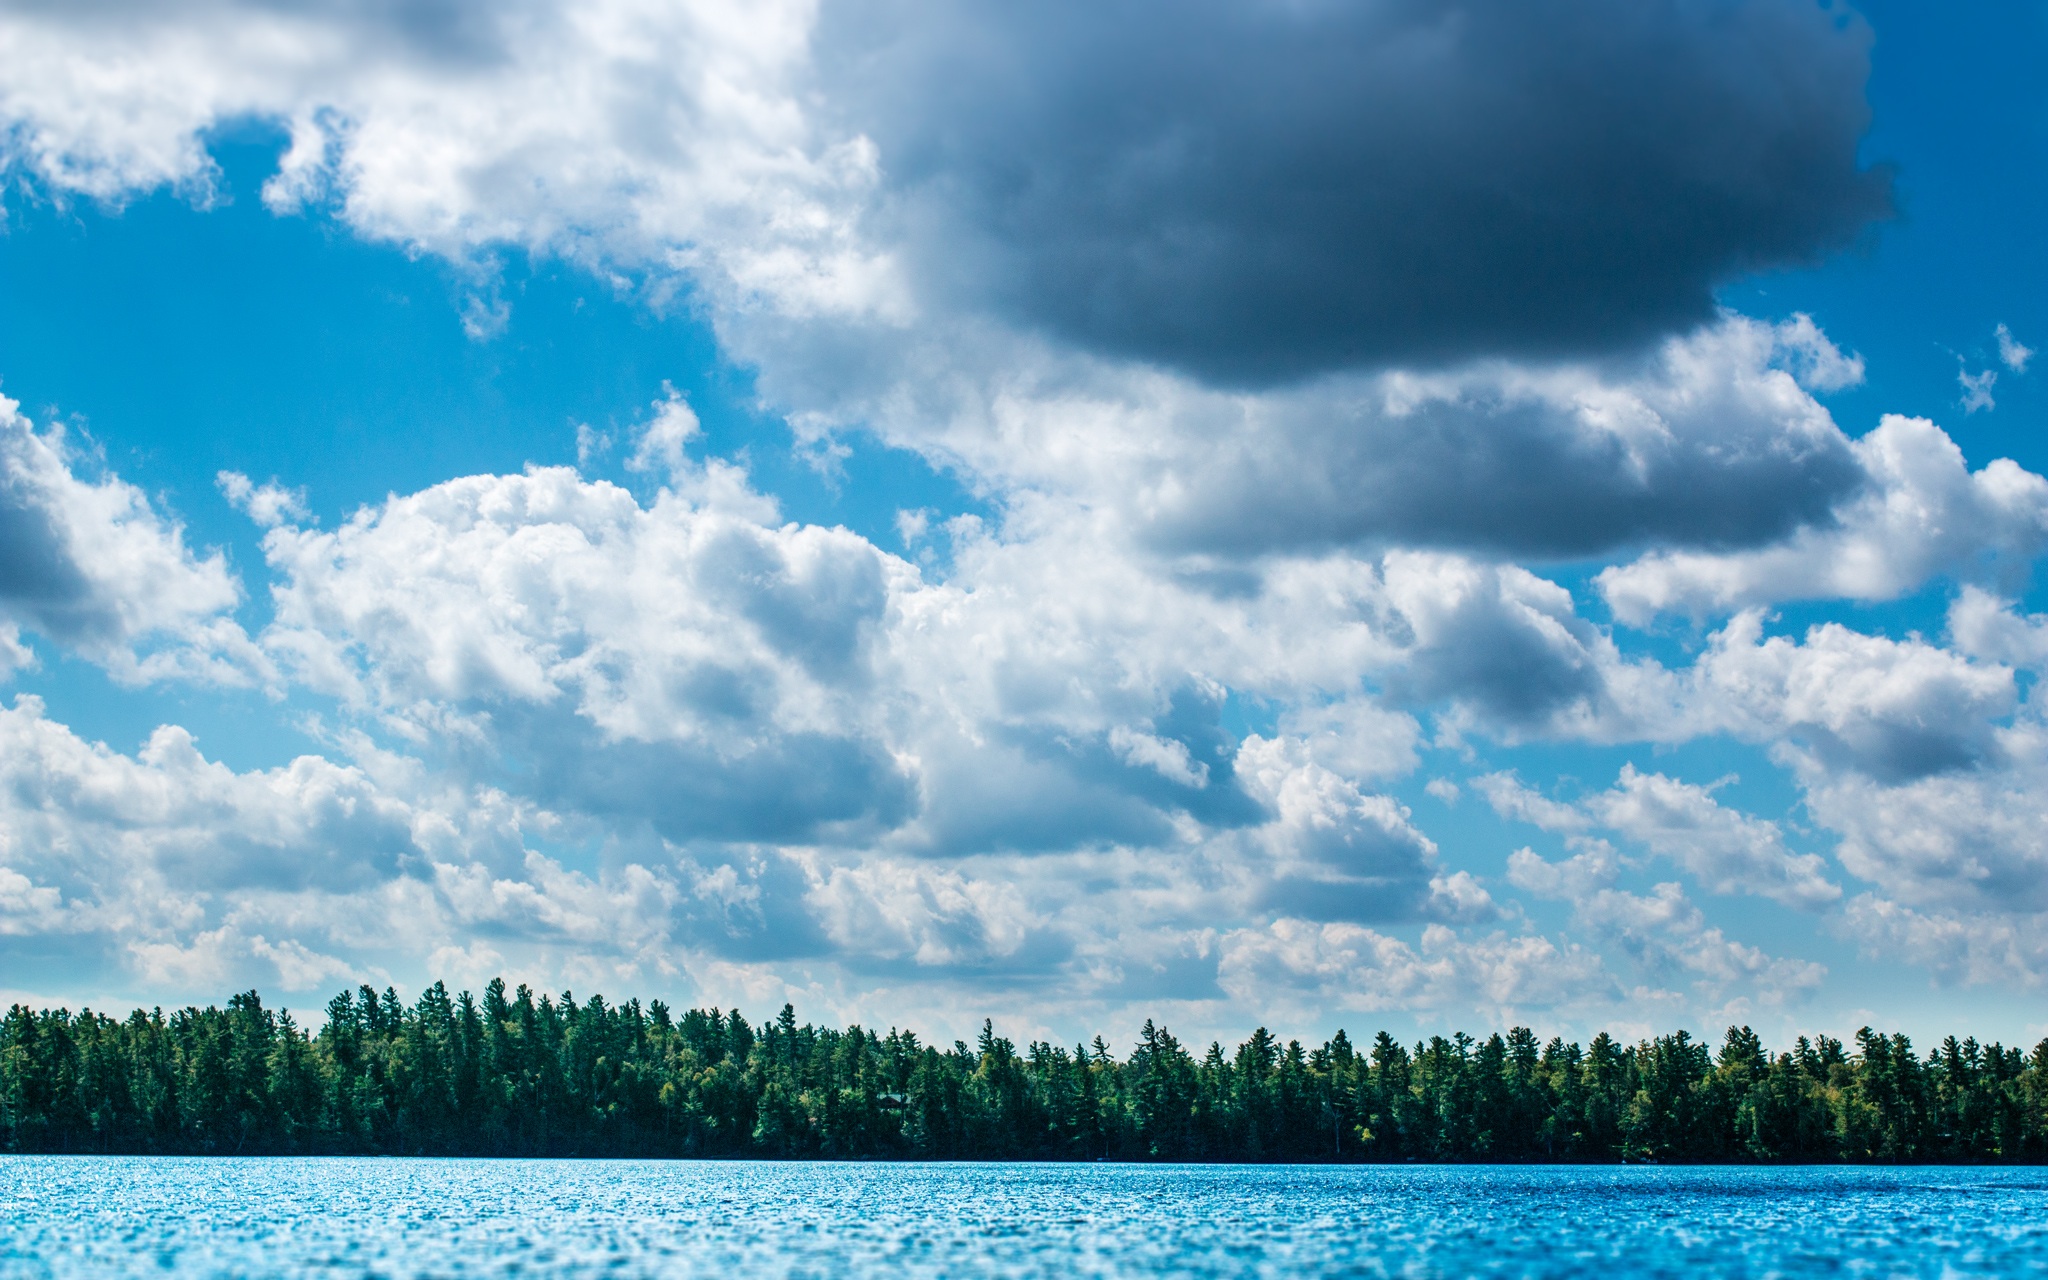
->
[4,982,2045,1162]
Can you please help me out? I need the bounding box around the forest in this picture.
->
[4,981,2046,1162]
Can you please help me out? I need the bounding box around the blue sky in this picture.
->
[0,0,2044,1051]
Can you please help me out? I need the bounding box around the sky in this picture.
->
[0,0,2045,1052]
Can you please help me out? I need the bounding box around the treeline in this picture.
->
[4,981,2046,1162]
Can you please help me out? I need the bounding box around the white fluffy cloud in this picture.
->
[258,458,923,845]
[0,0,885,320]
[1839,895,2048,989]
[0,692,417,990]
[1589,769,1839,910]
[1572,883,1826,1007]
[0,0,1896,580]
[0,397,259,683]
[1483,767,1838,909]
[1236,735,1491,926]
[1217,918,1614,1024]
[1690,612,2014,782]
[1503,847,1826,1013]
[1796,736,2048,917]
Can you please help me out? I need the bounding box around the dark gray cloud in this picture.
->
[471,705,920,845]
[1141,373,1864,560]
[1801,719,2003,787]
[1394,599,1604,730]
[827,0,1890,384]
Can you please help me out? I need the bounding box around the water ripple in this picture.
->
[1,1159,2043,1278]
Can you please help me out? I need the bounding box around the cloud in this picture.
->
[1380,553,1619,733]
[810,858,1039,971]
[1959,365,1997,414]
[1502,843,1824,1007]
[1996,323,2033,374]
[1574,883,1825,1003]
[1217,918,1614,1022]
[0,693,449,996]
[826,0,1888,384]
[218,471,310,529]
[1794,733,2048,918]
[0,1,2039,1033]
[625,386,704,479]
[259,464,916,845]
[1949,585,2048,670]
[1506,843,1620,902]
[1236,735,1484,925]
[247,456,1301,858]
[1589,767,1839,909]
[1691,612,2014,783]
[0,397,260,684]
[824,315,1870,572]
[0,0,888,324]
[0,694,419,899]
[1485,766,1838,909]
[1600,414,2048,621]
[1839,895,2048,988]
[0,0,1888,388]
[0,4,1910,579]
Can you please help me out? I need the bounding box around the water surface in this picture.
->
[2,1158,2042,1278]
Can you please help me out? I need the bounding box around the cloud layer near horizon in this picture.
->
[0,0,2041,1045]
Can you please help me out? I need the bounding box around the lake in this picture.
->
[1,1159,2042,1277]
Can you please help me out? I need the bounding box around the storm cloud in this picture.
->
[830,0,1892,384]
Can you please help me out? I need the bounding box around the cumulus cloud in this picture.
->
[1601,415,2048,621]
[218,470,310,529]
[1424,603,2016,782]
[1216,918,1613,1022]
[1236,735,1487,925]
[0,692,425,993]
[0,682,1052,1001]
[0,694,417,899]
[1574,883,1825,1004]
[810,858,1038,972]
[3,0,1887,387]
[1948,586,2048,670]
[626,387,705,479]
[827,315,1870,570]
[1839,895,2048,989]
[1506,843,1620,902]
[1503,843,1824,1008]
[1380,553,1622,733]
[1484,766,1839,909]
[0,397,259,684]
[259,464,916,845]
[0,0,1901,584]
[1795,736,2048,918]
[244,454,1444,868]
[0,0,879,317]
[1589,768,1838,909]
[1690,612,2014,783]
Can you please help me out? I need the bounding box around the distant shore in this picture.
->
[5,981,2044,1163]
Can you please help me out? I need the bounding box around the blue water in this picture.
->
[0,1159,2042,1278]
